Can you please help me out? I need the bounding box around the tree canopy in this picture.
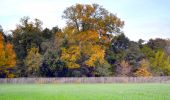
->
[0,3,170,78]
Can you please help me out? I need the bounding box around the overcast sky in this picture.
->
[1,0,170,41]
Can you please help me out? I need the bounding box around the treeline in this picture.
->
[0,4,170,78]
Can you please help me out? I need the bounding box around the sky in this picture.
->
[0,0,170,41]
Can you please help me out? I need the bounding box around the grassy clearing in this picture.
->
[0,84,170,100]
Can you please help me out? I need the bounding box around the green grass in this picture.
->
[0,84,170,100]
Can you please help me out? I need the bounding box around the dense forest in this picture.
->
[0,4,170,78]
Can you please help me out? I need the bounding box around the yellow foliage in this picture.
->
[85,45,105,67]
[61,24,106,69]
[134,59,152,77]
[61,45,81,69]
[134,67,152,77]
[75,30,99,43]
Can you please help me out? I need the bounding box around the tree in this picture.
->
[61,4,124,75]
[164,39,170,57]
[115,60,131,76]
[134,59,152,77]
[61,45,81,69]
[40,52,67,77]
[0,25,3,32]
[150,50,170,76]
[94,61,112,76]
[12,17,44,77]
[12,16,43,60]
[0,33,16,78]
[63,4,124,33]
[147,38,166,51]
[24,47,42,77]
[84,45,105,67]
[111,34,130,54]
[141,45,155,58]
[0,33,6,67]
[108,34,144,76]
[63,3,124,46]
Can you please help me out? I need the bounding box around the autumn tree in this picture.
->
[61,45,81,69]
[24,47,42,77]
[60,4,124,76]
[63,3,124,45]
[60,27,106,69]
[0,33,16,78]
[63,4,124,32]
[0,33,5,67]
[134,59,152,77]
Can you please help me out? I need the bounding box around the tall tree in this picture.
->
[0,33,16,78]
[12,17,44,77]
[63,4,124,45]
[12,16,43,60]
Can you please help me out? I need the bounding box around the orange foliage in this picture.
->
[0,33,5,66]
[134,67,152,77]
[0,33,16,77]
[134,59,152,77]
[5,42,16,67]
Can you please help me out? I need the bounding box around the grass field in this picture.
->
[0,84,170,100]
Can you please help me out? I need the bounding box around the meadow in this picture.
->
[0,84,170,100]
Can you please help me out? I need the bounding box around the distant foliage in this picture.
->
[1,3,170,78]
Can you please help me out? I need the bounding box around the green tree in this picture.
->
[150,50,170,76]
[141,45,155,58]
[12,17,44,77]
[94,61,112,76]
[40,52,67,77]
[12,16,43,60]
